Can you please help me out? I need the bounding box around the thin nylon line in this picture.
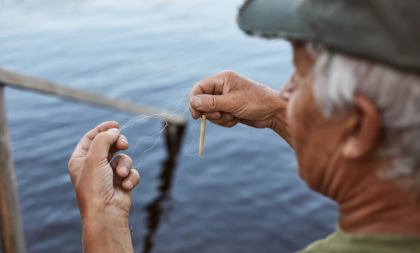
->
[123,92,288,232]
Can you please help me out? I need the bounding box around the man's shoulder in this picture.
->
[295,228,420,253]
[295,235,338,253]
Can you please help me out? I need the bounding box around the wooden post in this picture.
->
[0,86,26,253]
[0,69,186,126]
[164,122,186,158]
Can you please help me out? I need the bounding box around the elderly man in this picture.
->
[68,0,420,252]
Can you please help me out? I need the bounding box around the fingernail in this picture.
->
[191,96,202,109]
[226,114,234,120]
[120,138,128,145]
[124,180,132,189]
[107,128,119,133]
[119,166,128,175]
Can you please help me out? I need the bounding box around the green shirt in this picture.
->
[297,227,420,253]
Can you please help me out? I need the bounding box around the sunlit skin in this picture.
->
[69,42,420,253]
[284,44,420,235]
[68,121,140,253]
[189,42,420,236]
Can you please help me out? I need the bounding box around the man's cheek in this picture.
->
[287,93,312,176]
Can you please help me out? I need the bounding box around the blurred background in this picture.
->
[0,0,338,252]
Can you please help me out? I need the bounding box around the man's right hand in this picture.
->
[189,71,292,145]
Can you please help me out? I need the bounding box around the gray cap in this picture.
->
[237,0,420,72]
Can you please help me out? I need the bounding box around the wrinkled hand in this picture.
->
[189,70,286,129]
[68,121,140,223]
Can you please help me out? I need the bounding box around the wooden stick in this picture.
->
[0,69,186,126]
[0,86,26,253]
[199,115,206,156]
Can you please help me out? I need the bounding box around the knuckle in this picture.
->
[192,82,204,94]
[83,132,91,140]
[221,70,236,78]
[115,153,125,161]
[214,112,222,119]
[207,96,217,110]
[115,153,133,164]
[121,154,133,164]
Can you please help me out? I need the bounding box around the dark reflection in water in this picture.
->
[142,124,186,253]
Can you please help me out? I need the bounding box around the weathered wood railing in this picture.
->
[0,68,187,253]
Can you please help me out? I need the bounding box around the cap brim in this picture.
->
[237,0,313,40]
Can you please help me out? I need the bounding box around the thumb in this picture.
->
[86,128,120,164]
[190,94,232,112]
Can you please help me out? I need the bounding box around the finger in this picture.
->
[190,74,225,97]
[86,128,121,165]
[208,113,235,125]
[110,154,132,178]
[220,118,241,128]
[122,169,140,190]
[190,94,233,113]
[203,111,222,120]
[116,134,129,150]
[240,119,267,128]
[189,103,201,119]
[71,121,119,160]
[189,71,230,119]
[108,134,129,161]
[189,74,225,101]
[110,134,129,156]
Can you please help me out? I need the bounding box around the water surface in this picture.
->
[0,0,338,252]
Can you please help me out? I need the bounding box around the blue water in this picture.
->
[0,0,338,252]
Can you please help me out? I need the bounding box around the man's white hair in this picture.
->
[308,44,420,187]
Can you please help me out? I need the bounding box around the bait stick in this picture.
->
[199,115,206,156]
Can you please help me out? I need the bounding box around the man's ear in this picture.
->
[342,95,381,159]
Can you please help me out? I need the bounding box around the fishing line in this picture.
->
[126,111,201,233]
[124,99,196,168]
[187,119,200,156]
[120,92,198,233]
[120,92,286,233]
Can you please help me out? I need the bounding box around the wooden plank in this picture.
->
[0,86,26,253]
[0,69,187,126]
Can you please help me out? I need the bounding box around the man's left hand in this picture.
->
[68,121,140,223]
